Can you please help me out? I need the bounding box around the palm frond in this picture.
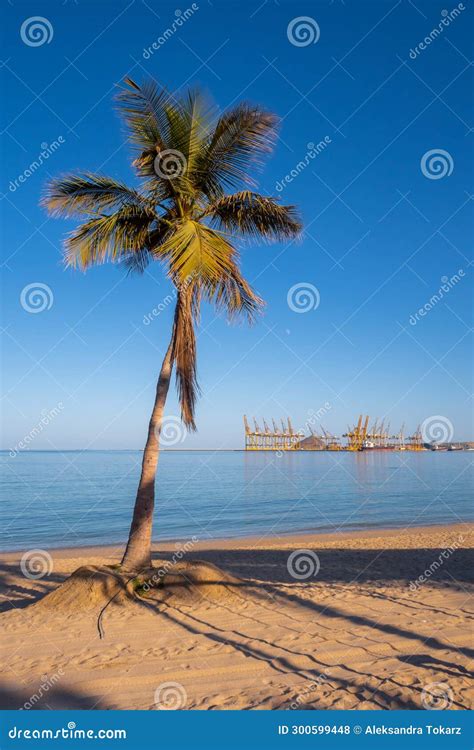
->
[115,77,172,156]
[157,220,236,284]
[64,204,156,269]
[194,104,278,199]
[42,173,149,218]
[121,220,174,274]
[167,90,213,175]
[122,249,152,274]
[116,78,200,205]
[203,263,264,324]
[207,191,302,240]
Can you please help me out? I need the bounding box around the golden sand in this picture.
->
[0,524,472,710]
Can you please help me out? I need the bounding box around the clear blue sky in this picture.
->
[1,0,473,449]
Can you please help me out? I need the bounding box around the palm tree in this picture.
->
[43,78,302,572]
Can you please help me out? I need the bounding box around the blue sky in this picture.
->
[1,0,473,449]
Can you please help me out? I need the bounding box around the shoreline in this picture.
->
[1,521,471,560]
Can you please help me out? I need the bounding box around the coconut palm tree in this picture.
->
[43,78,302,572]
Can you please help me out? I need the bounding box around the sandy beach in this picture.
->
[0,524,472,711]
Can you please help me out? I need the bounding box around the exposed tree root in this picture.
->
[33,560,245,639]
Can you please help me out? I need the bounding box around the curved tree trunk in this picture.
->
[121,331,175,572]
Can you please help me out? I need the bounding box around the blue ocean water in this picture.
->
[0,450,472,551]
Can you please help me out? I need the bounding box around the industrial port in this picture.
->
[243,415,473,452]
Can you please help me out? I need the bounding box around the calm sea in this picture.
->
[1,450,472,551]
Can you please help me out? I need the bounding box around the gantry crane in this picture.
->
[263,418,272,450]
[243,415,257,450]
[244,416,306,451]
[407,425,424,451]
[245,413,416,452]
[272,418,283,451]
[321,425,342,450]
[395,422,405,450]
[344,415,369,451]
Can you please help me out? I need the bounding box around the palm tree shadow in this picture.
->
[147,544,473,692]
[135,595,422,709]
[151,546,474,585]
[0,562,67,613]
[261,582,474,662]
[0,682,114,710]
[149,545,473,658]
[398,653,473,679]
[2,543,471,614]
